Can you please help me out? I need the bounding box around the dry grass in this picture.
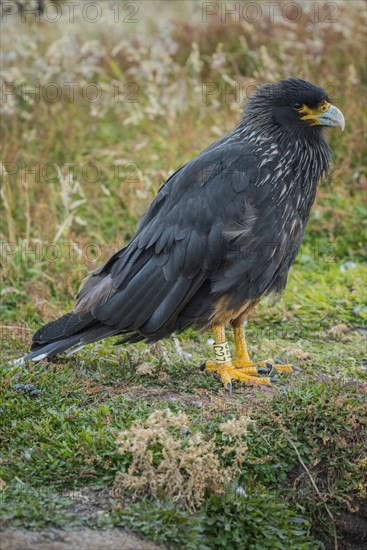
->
[113,408,251,510]
[1,1,366,250]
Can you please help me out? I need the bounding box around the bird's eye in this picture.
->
[292,102,303,110]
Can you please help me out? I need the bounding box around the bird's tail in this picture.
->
[16,312,119,365]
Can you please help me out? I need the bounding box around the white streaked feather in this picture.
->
[31,353,47,362]
[66,344,86,356]
[12,357,25,367]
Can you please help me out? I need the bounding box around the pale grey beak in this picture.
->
[318,104,345,131]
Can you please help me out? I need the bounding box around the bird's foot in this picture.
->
[200,358,300,394]
[233,358,300,375]
[200,360,276,393]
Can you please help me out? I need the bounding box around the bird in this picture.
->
[18,78,345,393]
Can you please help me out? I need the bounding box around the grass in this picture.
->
[1,1,367,548]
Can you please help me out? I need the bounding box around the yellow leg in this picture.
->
[201,324,300,393]
[202,325,273,391]
[233,324,251,363]
[232,324,298,374]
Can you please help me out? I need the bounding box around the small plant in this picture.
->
[113,408,252,510]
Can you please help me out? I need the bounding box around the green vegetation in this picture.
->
[1,1,366,548]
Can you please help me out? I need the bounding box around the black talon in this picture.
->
[227,382,233,397]
[257,367,269,375]
[272,358,282,365]
[292,365,301,372]
[270,376,279,384]
[199,363,207,371]
[265,361,275,375]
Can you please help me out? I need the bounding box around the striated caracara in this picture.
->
[19,78,345,393]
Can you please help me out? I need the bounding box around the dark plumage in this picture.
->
[20,78,344,367]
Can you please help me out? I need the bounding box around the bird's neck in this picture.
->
[233,119,331,181]
[232,120,331,218]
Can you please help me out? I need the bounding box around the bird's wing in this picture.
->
[67,140,259,338]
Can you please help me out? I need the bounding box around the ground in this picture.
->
[1,1,366,549]
[2,528,160,550]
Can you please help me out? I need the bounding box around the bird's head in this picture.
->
[243,78,345,141]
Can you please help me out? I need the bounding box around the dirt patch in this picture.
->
[107,384,275,419]
[0,528,161,550]
[287,465,367,550]
[1,488,163,550]
[334,498,367,550]
[59,487,115,521]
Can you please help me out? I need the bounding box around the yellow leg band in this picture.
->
[213,341,232,364]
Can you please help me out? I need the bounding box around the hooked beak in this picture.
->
[300,101,345,131]
[317,104,345,131]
